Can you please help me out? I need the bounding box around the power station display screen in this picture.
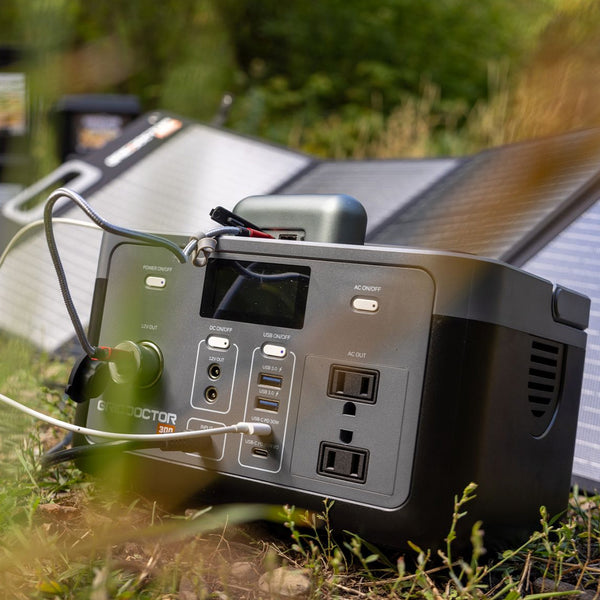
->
[200,259,311,329]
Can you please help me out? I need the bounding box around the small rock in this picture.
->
[230,561,255,583]
[258,567,312,599]
[533,578,595,600]
[179,575,199,600]
[37,503,79,519]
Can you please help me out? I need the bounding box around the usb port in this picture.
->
[258,373,283,388]
[252,447,269,458]
[255,396,280,412]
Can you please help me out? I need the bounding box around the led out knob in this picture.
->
[107,340,163,388]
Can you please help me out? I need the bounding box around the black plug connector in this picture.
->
[65,354,110,403]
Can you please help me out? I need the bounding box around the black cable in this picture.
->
[41,440,134,468]
[41,436,213,468]
[231,261,311,282]
[44,431,73,456]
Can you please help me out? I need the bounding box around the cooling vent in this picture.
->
[528,338,564,437]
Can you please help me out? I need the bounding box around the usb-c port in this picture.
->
[252,447,269,458]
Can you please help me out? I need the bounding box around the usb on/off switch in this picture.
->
[262,343,287,358]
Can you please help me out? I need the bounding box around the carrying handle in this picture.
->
[2,160,102,225]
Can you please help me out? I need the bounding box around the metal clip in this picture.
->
[191,236,217,267]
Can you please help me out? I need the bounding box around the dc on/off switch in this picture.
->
[207,335,230,350]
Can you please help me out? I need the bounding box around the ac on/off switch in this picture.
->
[351,297,379,313]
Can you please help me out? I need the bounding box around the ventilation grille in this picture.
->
[528,339,564,436]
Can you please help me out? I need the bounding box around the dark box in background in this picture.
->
[55,94,140,161]
[0,45,29,185]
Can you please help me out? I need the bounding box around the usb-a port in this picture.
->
[258,373,283,388]
[255,396,280,412]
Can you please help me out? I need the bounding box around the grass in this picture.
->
[0,334,599,599]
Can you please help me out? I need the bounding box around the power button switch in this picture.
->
[352,297,379,312]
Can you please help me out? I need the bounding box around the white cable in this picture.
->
[0,217,100,269]
[0,392,272,440]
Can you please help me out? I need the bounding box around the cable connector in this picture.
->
[106,340,164,388]
[186,235,217,267]
[209,206,263,231]
[65,354,110,403]
[209,207,273,239]
[92,346,136,363]
[235,422,272,436]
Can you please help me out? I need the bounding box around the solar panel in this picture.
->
[524,202,600,490]
[368,129,600,261]
[278,158,459,234]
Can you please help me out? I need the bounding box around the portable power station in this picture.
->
[71,229,589,550]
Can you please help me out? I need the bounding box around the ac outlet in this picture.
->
[328,365,379,403]
[318,442,369,483]
[292,356,409,498]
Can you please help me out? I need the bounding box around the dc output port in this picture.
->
[207,363,222,380]
[204,386,218,403]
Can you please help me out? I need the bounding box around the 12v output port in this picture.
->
[207,363,222,380]
[204,386,218,403]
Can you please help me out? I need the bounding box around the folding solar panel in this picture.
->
[524,203,600,489]
[278,158,459,234]
[367,128,600,261]
[366,128,600,490]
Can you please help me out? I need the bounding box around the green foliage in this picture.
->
[281,484,600,600]
[69,0,235,120]
[219,0,540,103]
[0,0,565,162]
[0,335,79,533]
[218,0,553,147]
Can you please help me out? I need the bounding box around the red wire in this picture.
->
[247,228,274,239]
